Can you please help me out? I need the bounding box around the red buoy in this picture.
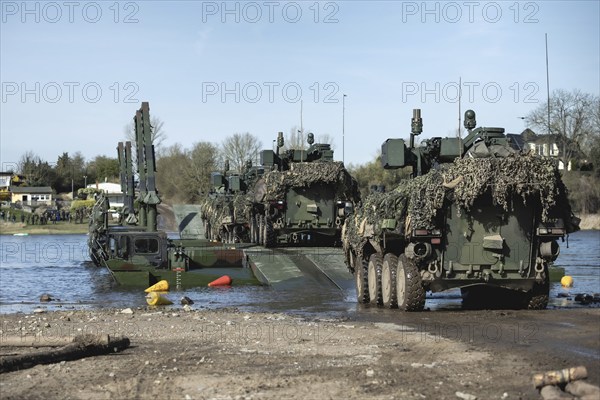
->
[208,275,232,287]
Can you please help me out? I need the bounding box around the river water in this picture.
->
[0,231,598,315]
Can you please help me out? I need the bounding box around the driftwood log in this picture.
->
[1,336,83,347]
[532,366,588,389]
[0,334,130,373]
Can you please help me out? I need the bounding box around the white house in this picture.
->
[87,182,125,208]
[527,142,572,170]
[0,172,11,190]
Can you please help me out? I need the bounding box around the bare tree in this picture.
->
[591,96,600,138]
[526,89,599,168]
[220,133,262,172]
[18,151,55,186]
[282,127,335,150]
[316,133,336,150]
[187,142,219,196]
[284,126,306,150]
[156,144,195,203]
[124,116,167,156]
[155,141,219,203]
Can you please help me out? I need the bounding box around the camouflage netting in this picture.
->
[344,152,575,254]
[255,161,360,203]
[200,192,249,236]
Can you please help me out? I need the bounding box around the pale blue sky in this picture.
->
[1,1,599,170]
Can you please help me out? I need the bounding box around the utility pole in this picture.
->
[545,33,551,134]
[300,99,303,144]
[342,94,347,164]
[458,77,462,157]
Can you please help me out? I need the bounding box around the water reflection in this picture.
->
[0,231,598,315]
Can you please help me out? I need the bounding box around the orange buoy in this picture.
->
[208,275,232,287]
[145,280,169,293]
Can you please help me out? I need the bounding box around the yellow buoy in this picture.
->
[144,280,169,293]
[561,275,574,288]
[145,291,173,306]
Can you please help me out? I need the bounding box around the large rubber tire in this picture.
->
[206,222,212,240]
[258,215,265,245]
[396,254,425,311]
[368,253,383,306]
[264,217,276,248]
[382,253,398,308]
[354,255,369,304]
[527,274,550,310]
[250,215,257,244]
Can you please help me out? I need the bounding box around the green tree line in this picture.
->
[17,151,120,194]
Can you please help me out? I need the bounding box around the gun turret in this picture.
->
[382,108,513,176]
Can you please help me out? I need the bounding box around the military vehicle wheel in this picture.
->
[382,253,398,308]
[250,215,258,243]
[396,254,425,311]
[258,215,265,245]
[264,217,276,248]
[354,255,369,304]
[368,253,383,305]
[527,275,549,310]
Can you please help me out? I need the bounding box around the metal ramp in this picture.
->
[244,247,353,290]
[172,204,205,239]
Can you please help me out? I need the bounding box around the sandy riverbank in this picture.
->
[1,307,598,399]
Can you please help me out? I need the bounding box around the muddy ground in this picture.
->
[1,307,598,400]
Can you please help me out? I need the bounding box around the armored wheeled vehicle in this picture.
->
[248,132,360,247]
[200,161,268,243]
[343,109,579,311]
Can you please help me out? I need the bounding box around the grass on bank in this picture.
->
[0,221,89,235]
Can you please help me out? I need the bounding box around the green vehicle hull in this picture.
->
[105,259,260,288]
[93,228,262,288]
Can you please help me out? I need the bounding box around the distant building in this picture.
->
[509,130,576,171]
[10,186,54,206]
[525,134,572,171]
[0,172,25,201]
[0,172,11,201]
[87,182,124,208]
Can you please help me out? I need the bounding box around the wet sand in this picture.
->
[1,307,598,399]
